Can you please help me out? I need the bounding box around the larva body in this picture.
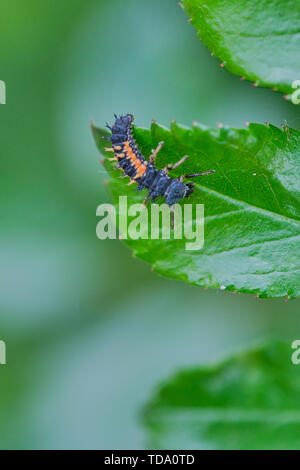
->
[104,114,215,208]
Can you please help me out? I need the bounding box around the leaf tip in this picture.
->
[90,121,97,140]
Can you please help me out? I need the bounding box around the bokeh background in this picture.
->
[1,0,300,449]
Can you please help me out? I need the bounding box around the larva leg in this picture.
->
[164,155,189,173]
[179,170,215,181]
[149,141,164,164]
[143,191,152,206]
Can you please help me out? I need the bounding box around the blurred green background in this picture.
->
[0,0,300,449]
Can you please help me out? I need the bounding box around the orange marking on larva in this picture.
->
[122,142,129,154]
[127,148,134,158]
[132,156,141,168]
[130,155,139,166]
[120,138,145,177]
[135,164,146,178]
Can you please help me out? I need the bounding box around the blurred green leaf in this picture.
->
[144,342,300,450]
[92,120,300,298]
[181,0,300,98]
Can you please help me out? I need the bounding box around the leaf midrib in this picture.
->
[194,181,300,227]
[201,28,300,40]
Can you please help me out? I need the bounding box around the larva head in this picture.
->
[114,114,134,127]
[125,113,134,123]
[110,114,134,141]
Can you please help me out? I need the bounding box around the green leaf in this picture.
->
[181,0,300,98]
[92,120,300,299]
[143,342,300,450]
